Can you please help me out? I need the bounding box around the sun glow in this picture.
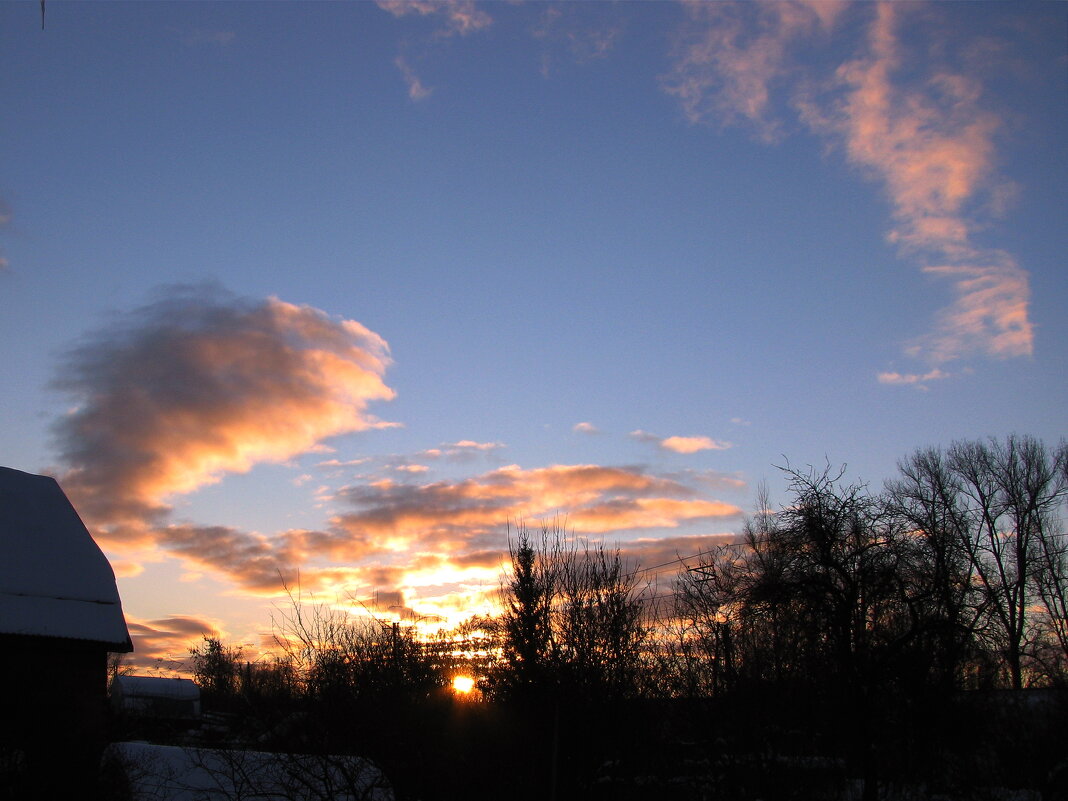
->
[451,675,475,694]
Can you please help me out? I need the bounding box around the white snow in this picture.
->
[0,465,131,649]
[105,742,394,801]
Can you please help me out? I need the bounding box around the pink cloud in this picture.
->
[395,55,433,101]
[822,5,1032,364]
[572,422,601,435]
[876,367,952,389]
[663,2,1035,369]
[663,1,844,138]
[376,0,491,37]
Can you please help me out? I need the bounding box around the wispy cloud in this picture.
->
[663,1,844,139]
[664,1,1034,373]
[532,4,623,77]
[877,367,952,389]
[324,463,741,558]
[376,0,492,38]
[53,285,395,542]
[630,430,732,454]
[159,524,310,594]
[572,422,601,435]
[814,4,1032,365]
[395,54,433,101]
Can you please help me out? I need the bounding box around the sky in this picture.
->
[1,1,1065,671]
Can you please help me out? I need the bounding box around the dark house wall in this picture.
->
[0,633,110,798]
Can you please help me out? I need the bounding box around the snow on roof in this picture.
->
[0,465,132,650]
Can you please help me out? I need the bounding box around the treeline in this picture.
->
[176,435,1066,801]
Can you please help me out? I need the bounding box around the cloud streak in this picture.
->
[324,463,742,560]
[377,1,492,38]
[665,1,1034,371]
[53,286,395,542]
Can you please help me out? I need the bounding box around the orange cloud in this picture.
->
[631,430,732,453]
[660,435,732,454]
[325,463,743,562]
[52,286,395,543]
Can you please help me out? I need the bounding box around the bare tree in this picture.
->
[493,522,651,702]
[946,436,1067,688]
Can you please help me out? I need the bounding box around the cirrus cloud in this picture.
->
[664,1,1034,373]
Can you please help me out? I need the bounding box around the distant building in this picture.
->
[111,675,202,720]
[0,465,133,796]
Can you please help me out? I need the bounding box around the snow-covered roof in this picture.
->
[0,465,132,650]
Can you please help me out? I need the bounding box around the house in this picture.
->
[0,465,133,796]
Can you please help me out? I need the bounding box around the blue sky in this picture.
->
[2,1,1065,668]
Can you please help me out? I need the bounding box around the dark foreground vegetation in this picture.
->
[109,435,1067,801]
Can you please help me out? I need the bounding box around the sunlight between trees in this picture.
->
[169,435,1066,801]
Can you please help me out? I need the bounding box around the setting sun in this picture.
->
[451,675,475,695]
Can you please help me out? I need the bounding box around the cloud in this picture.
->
[376,0,492,38]
[660,435,732,454]
[814,4,1032,364]
[572,422,601,435]
[52,285,395,542]
[323,463,742,562]
[877,367,952,388]
[159,524,311,594]
[125,614,225,672]
[395,54,433,101]
[630,430,732,454]
[663,1,845,139]
[664,1,1034,370]
[532,4,623,77]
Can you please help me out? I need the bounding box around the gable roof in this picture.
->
[0,466,133,651]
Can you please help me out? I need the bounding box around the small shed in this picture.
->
[0,465,133,794]
[112,675,202,720]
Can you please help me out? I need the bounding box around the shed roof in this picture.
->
[0,466,132,651]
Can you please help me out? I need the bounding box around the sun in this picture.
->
[451,675,475,694]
